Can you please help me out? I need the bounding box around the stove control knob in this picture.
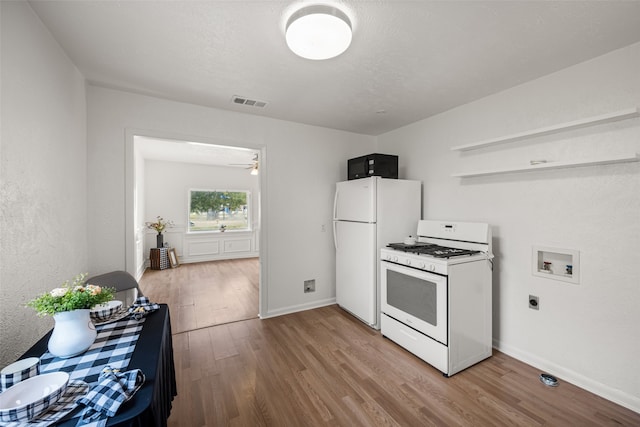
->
[418,262,426,269]
[393,256,398,262]
[386,255,392,261]
[406,259,411,266]
[429,264,436,272]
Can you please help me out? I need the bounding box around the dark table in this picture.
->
[21,305,177,427]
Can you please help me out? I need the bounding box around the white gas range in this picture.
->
[380,220,494,377]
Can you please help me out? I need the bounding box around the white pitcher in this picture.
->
[48,309,97,358]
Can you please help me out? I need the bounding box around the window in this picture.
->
[188,190,250,232]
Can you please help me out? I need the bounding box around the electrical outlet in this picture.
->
[304,279,315,293]
[529,295,539,310]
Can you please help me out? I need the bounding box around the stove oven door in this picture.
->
[381,261,448,345]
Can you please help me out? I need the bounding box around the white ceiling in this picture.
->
[135,136,260,168]
[30,0,640,138]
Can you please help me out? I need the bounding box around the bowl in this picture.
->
[0,357,40,392]
[0,371,69,422]
[90,300,123,321]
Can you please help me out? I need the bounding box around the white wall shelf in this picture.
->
[450,107,639,152]
[532,246,580,284]
[451,153,638,178]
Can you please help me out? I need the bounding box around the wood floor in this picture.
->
[142,260,640,426]
[140,258,259,333]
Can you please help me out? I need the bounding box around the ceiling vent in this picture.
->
[231,95,268,108]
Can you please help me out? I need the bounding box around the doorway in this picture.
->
[125,130,267,324]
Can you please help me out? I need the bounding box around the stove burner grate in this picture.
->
[386,242,480,258]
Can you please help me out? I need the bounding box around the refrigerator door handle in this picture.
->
[333,189,339,250]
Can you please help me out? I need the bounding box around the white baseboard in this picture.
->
[261,298,337,319]
[493,338,640,414]
[134,264,145,282]
[144,253,259,270]
[179,252,259,264]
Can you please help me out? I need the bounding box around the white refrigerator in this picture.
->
[333,176,421,329]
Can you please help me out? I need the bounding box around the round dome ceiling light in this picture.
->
[285,5,352,60]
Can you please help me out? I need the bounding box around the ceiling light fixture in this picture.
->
[285,5,352,60]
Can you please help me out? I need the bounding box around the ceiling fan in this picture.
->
[229,154,259,175]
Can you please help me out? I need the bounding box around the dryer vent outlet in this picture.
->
[304,280,316,293]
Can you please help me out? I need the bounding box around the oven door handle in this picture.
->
[400,329,418,341]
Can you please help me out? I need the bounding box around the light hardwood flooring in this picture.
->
[140,258,259,333]
[142,261,640,426]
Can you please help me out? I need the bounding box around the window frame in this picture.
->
[187,188,252,234]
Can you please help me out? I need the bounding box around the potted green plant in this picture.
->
[27,273,114,358]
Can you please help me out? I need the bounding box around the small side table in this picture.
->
[150,248,170,270]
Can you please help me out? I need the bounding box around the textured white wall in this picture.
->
[378,42,640,411]
[87,86,374,317]
[0,2,88,367]
[143,159,260,262]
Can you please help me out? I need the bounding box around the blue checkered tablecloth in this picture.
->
[39,317,144,384]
